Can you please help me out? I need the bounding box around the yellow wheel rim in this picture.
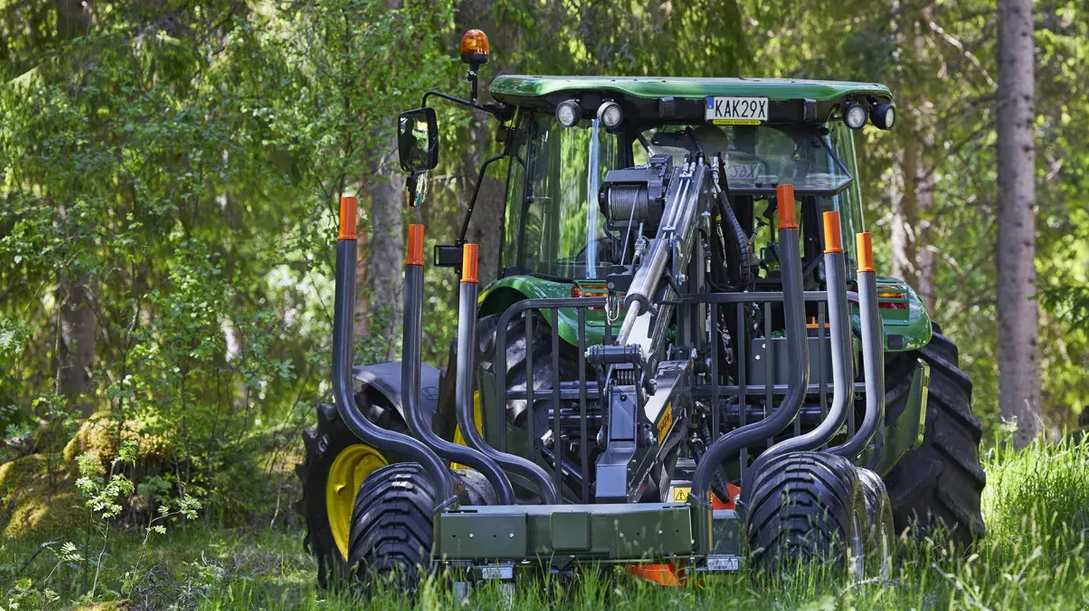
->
[326,445,387,560]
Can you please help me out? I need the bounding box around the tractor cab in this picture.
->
[490,80,878,287]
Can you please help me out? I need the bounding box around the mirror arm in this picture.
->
[421,90,511,121]
[457,151,507,243]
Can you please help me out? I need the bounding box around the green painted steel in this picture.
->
[479,275,617,347]
[875,277,933,352]
[434,503,700,564]
[872,360,931,475]
[490,75,892,103]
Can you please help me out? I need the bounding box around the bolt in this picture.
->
[509,533,515,538]
[469,533,474,538]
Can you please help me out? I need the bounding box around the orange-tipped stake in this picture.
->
[406,224,425,267]
[856,232,875,273]
[823,211,843,254]
[776,184,797,229]
[461,243,479,284]
[338,196,358,241]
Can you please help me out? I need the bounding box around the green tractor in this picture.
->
[296,29,985,589]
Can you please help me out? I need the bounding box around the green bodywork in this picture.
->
[490,75,891,103]
[435,502,740,565]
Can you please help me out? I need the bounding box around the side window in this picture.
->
[827,122,864,270]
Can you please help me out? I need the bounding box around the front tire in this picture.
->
[746,452,866,579]
[348,462,436,590]
[882,327,986,546]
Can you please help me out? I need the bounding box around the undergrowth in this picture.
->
[3,438,1089,610]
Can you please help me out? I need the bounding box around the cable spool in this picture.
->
[604,184,650,222]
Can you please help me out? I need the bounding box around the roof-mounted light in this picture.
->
[556,99,581,128]
[871,103,895,130]
[460,29,489,65]
[844,102,867,129]
[597,101,623,129]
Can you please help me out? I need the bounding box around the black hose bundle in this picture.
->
[714,155,754,288]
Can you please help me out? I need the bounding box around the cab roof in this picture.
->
[489,75,892,104]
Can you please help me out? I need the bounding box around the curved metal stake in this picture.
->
[402,226,516,505]
[690,185,810,525]
[453,244,516,504]
[331,198,453,501]
[829,232,886,461]
[744,211,856,480]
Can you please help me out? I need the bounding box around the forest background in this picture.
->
[0,0,1087,583]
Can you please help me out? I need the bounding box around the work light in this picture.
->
[844,102,867,129]
[871,103,895,130]
[598,101,623,129]
[556,100,581,128]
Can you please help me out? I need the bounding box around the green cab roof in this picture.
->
[489,75,892,103]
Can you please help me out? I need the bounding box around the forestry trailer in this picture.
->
[296,29,986,589]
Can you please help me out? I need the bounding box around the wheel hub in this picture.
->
[326,444,387,559]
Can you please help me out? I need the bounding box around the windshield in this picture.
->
[502,113,621,279]
[637,124,852,195]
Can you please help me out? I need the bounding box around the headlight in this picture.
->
[871,103,895,130]
[597,101,623,129]
[844,102,867,129]
[556,100,581,128]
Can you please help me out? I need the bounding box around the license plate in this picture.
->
[705,97,768,125]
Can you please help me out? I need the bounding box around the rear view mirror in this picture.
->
[398,108,439,174]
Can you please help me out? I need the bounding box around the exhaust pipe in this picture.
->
[690,184,810,510]
[743,211,856,478]
[402,225,517,505]
[830,232,885,460]
[455,244,561,505]
[331,198,453,501]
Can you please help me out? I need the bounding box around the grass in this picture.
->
[4,438,1089,610]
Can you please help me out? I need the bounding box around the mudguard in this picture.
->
[351,361,440,422]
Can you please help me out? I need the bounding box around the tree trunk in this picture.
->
[56,270,96,418]
[891,137,920,292]
[996,0,1040,447]
[366,125,406,361]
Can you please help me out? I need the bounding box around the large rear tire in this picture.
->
[882,326,986,546]
[747,452,866,579]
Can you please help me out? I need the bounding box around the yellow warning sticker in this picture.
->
[657,401,673,444]
[672,486,691,502]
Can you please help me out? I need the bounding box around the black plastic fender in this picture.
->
[351,361,440,423]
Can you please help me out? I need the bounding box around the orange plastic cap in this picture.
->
[776,184,798,229]
[338,196,358,241]
[406,224,425,267]
[461,243,479,283]
[822,211,843,254]
[856,232,875,273]
[460,29,490,61]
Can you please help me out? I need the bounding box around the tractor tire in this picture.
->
[348,462,436,591]
[295,387,452,588]
[857,467,895,579]
[747,452,866,579]
[882,326,986,547]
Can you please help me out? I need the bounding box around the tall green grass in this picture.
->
[5,439,1089,610]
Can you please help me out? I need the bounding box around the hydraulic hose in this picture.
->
[741,211,855,493]
[331,198,453,501]
[690,184,810,507]
[453,244,517,505]
[829,232,886,460]
[713,155,753,287]
[402,225,515,505]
